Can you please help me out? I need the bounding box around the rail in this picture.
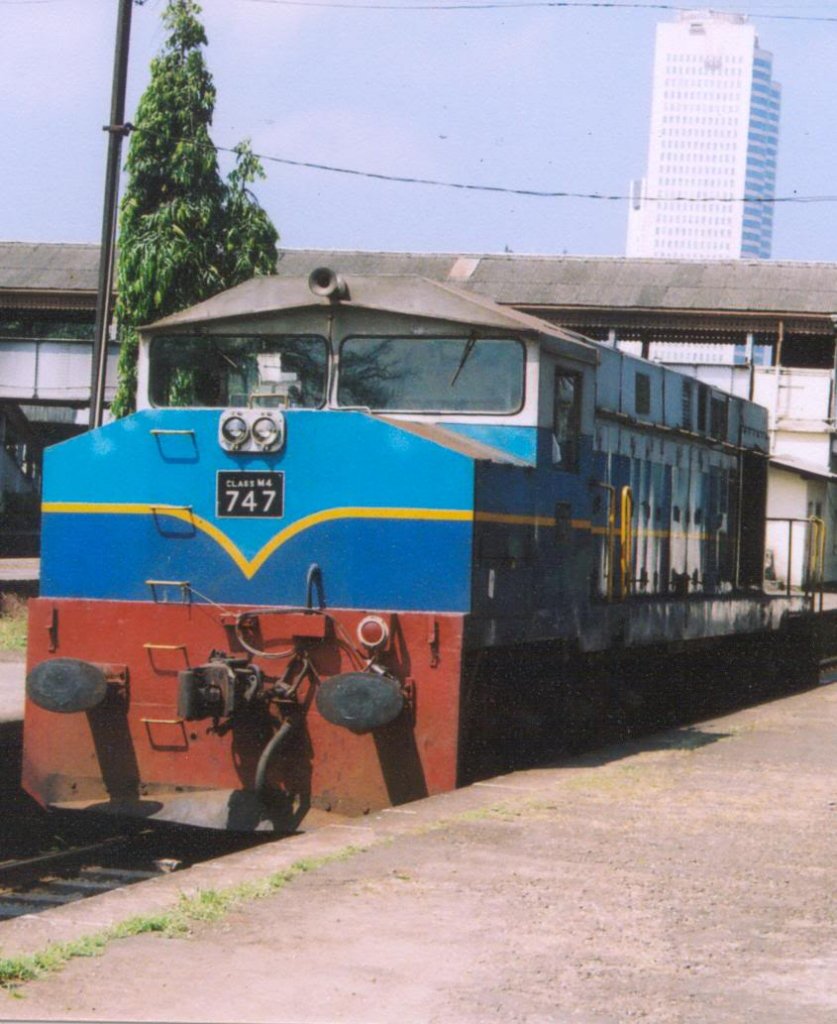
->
[0,829,271,922]
[0,834,141,888]
[764,516,825,611]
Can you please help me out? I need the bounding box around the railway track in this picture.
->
[0,832,171,921]
[0,828,270,921]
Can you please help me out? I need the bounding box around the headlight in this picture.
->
[218,409,285,453]
[220,414,249,448]
[252,415,280,448]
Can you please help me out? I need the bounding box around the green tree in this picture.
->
[110,0,278,418]
[223,139,279,285]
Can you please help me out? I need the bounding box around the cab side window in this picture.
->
[552,369,581,471]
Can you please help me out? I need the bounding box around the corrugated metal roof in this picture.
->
[0,242,100,293]
[275,250,837,316]
[771,454,837,483]
[6,242,837,319]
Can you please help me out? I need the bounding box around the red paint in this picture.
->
[23,598,465,825]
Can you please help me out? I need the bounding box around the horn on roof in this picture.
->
[308,267,349,301]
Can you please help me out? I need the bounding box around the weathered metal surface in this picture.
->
[143,273,596,358]
[23,598,465,828]
[270,249,837,317]
[463,592,811,653]
[0,242,100,296]
[10,243,837,325]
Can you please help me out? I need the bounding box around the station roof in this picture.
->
[5,242,837,324]
[0,242,100,311]
[770,454,837,483]
[274,250,837,320]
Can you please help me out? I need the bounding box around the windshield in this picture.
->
[337,336,525,413]
[149,334,328,408]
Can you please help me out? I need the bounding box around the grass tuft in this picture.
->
[0,593,27,654]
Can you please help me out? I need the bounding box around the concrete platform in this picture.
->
[0,657,24,724]
[1,679,835,1023]
[0,558,38,583]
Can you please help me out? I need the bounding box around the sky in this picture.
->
[3,0,837,261]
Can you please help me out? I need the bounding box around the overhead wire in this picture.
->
[7,0,837,19]
[217,3,836,208]
[234,0,837,24]
[132,123,837,205]
[12,0,836,207]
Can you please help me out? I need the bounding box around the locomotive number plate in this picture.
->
[216,471,284,518]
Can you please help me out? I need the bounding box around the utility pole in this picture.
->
[88,0,135,430]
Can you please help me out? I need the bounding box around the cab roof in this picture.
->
[143,272,598,363]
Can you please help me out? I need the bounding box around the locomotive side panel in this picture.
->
[465,337,793,661]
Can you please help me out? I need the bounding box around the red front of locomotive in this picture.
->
[24,595,466,831]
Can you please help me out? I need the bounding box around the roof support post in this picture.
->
[829,314,837,425]
[746,331,756,402]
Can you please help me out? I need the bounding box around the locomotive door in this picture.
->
[544,355,632,603]
[550,362,582,472]
[543,356,589,601]
[591,478,635,601]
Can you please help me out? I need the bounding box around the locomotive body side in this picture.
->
[467,342,787,652]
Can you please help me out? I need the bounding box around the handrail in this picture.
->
[620,485,634,599]
[765,516,825,608]
[807,515,826,611]
[145,579,191,604]
[591,482,617,601]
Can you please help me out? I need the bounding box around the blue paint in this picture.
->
[441,423,538,464]
[41,513,473,611]
[42,409,476,611]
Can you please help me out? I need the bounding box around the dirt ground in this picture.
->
[3,680,836,1024]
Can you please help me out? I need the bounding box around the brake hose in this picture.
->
[254,718,297,803]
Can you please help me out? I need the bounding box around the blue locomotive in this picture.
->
[23,269,815,830]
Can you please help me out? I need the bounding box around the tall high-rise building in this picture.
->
[627,10,780,260]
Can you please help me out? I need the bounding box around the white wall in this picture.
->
[0,341,118,403]
[766,469,813,589]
